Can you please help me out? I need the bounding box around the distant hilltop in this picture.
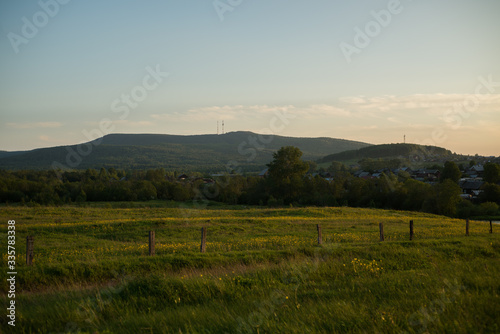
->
[0,132,371,172]
[318,143,454,164]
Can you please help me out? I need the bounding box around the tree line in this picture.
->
[1,147,499,218]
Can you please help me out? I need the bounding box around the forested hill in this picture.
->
[0,151,24,159]
[318,143,454,163]
[0,132,370,172]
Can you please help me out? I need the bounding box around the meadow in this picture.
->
[1,203,499,333]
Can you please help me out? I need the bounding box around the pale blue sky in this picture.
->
[1,0,499,155]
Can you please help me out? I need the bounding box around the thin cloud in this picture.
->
[151,104,350,122]
[151,105,294,122]
[387,117,402,124]
[299,104,351,118]
[7,122,63,129]
[339,96,366,104]
[341,94,500,114]
[113,120,155,127]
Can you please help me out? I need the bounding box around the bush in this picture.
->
[267,195,279,207]
[480,202,499,216]
[456,200,481,218]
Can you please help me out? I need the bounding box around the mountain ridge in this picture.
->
[317,143,455,164]
[0,131,371,172]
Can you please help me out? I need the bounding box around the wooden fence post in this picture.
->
[149,231,155,256]
[200,227,207,253]
[409,220,414,241]
[490,220,493,234]
[466,219,469,236]
[26,236,34,266]
[379,223,384,242]
[317,224,322,245]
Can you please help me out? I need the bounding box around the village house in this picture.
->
[458,179,484,200]
[464,164,485,178]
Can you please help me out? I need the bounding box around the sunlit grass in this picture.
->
[0,204,498,333]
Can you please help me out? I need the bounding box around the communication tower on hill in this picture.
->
[217,120,225,135]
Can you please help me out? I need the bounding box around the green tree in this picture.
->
[401,179,432,211]
[328,161,348,174]
[480,202,499,216]
[480,183,500,204]
[397,170,411,182]
[212,175,244,205]
[98,167,109,181]
[107,167,118,179]
[456,199,481,219]
[345,177,369,207]
[484,163,500,184]
[331,171,351,201]
[306,161,317,173]
[168,182,192,201]
[133,181,157,201]
[267,146,309,203]
[146,168,166,183]
[84,169,98,181]
[75,189,87,202]
[440,161,461,183]
[433,179,461,216]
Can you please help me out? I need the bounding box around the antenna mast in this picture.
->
[222,120,224,134]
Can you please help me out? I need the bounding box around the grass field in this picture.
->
[1,204,499,333]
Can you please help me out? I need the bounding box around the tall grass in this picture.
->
[0,205,499,333]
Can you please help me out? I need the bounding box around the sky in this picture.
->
[1,0,499,156]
